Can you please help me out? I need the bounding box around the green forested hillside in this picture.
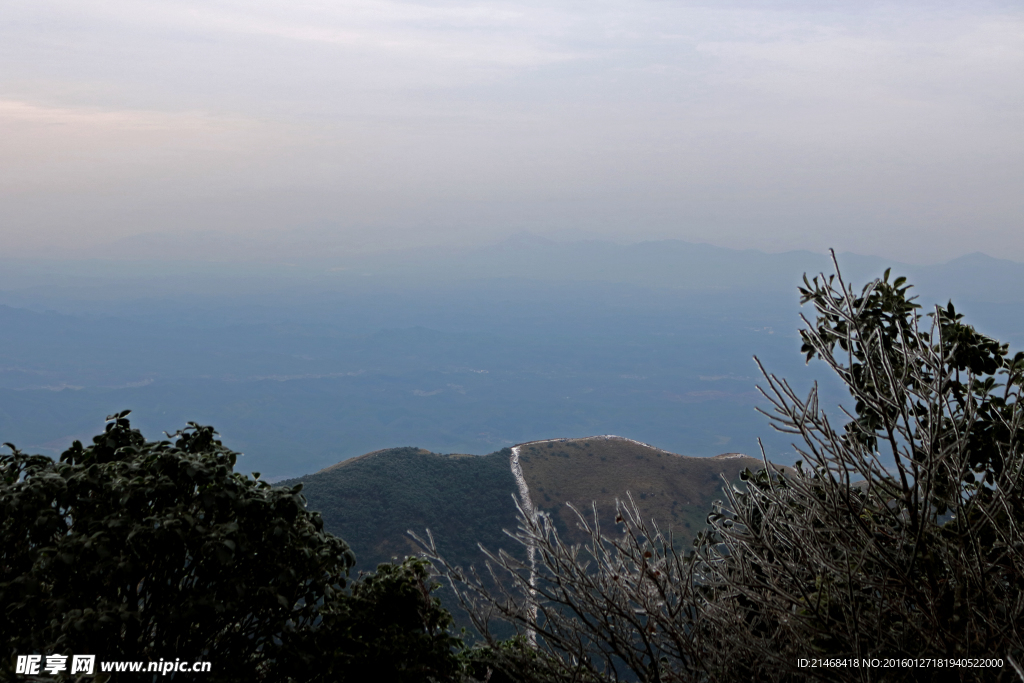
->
[282,447,522,574]
[286,437,763,577]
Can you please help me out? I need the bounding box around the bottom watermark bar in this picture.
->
[15,655,212,676]
[797,657,1005,669]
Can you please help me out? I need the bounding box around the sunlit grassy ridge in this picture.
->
[517,436,762,543]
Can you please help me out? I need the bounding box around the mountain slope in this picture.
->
[516,436,761,543]
[284,447,522,574]
[286,437,764,575]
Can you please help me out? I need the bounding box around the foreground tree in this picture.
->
[695,260,1024,681]
[319,557,467,682]
[422,255,1024,682]
[1,413,465,682]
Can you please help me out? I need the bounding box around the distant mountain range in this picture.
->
[281,435,762,576]
[5,234,1024,304]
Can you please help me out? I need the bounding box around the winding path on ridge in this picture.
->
[507,434,679,645]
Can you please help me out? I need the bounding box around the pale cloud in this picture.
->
[152,0,582,71]
[0,99,280,190]
[1,1,1022,262]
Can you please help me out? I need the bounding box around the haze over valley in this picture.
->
[3,237,1022,480]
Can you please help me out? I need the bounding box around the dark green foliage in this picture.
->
[283,447,522,576]
[1,414,466,682]
[319,557,466,682]
[799,268,1023,487]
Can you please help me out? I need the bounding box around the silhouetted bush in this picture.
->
[424,256,1024,682]
[1,414,466,682]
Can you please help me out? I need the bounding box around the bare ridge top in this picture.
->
[513,436,762,539]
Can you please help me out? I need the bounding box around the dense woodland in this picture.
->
[284,447,522,576]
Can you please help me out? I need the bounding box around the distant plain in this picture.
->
[2,237,1022,480]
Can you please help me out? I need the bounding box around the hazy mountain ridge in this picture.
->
[4,237,1024,306]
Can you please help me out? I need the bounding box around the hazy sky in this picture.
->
[2,1,1022,263]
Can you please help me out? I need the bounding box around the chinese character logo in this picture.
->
[15,654,95,676]
[71,655,96,674]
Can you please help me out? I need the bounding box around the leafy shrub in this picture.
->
[1,414,466,682]
[424,257,1024,682]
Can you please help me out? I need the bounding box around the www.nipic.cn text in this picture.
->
[15,654,212,676]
